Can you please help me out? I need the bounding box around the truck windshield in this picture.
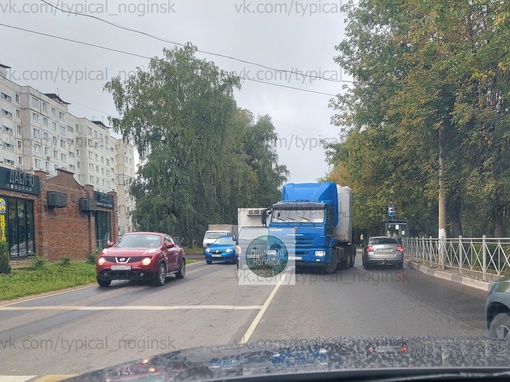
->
[271,208,325,223]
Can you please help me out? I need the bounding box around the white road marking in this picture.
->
[0,305,262,311]
[0,377,36,382]
[239,273,286,344]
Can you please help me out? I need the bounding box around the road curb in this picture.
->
[404,259,493,292]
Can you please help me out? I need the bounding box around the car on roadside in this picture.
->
[486,279,510,339]
[96,232,186,287]
[362,236,404,269]
[204,235,236,264]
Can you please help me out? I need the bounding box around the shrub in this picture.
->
[0,240,11,274]
[31,255,46,270]
[59,257,71,267]
[86,248,102,264]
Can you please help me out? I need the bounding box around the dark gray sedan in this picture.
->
[486,279,510,339]
[362,236,404,269]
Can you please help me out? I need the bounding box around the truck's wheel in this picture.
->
[323,249,338,274]
[349,247,356,268]
[336,247,349,270]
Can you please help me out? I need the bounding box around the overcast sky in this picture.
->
[1,0,352,183]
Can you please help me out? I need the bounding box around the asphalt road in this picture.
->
[0,255,488,379]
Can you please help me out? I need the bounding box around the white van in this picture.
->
[202,230,231,249]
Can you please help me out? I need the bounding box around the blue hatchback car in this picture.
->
[204,235,236,264]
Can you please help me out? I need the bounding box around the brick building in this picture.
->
[0,165,117,262]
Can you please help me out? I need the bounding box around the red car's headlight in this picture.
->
[141,257,152,266]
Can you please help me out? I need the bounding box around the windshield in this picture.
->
[3,0,509,380]
[271,208,325,223]
[115,234,162,248]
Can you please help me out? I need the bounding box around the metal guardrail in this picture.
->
[402,236,510,282]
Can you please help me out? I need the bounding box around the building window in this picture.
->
[60,125,65,135]
[43,118,49,128]
[1,92,12,102]
[32,112,39,123]
[43,132,49,140]
[45,161,50,170]
[3,142,14,150]
[88,151,93,159]
[89,163,94,170]
[4,158,14,166]
[52,136,57,145]
[7,198,35,259]
[42,102,48,112]
[59,111,65,121]
[17,141,22,150]
[16,125,21,135]
[89,175,94,183]
[44,147,49,155]
[35,158,42,168]
[60,139,66,149]
[51,107,56,116]
[52,121,57,132]
[2,109,13,119]
[32,97,39,108]
[34,143,41,154]
[95,154,98,162]
[87,127,92,136]
[3,125,13,134]
[67,125,73,132]
[53,150,58,159]
[33,128,40,138]
[15,109,20,119]
[61,153,66,162]
[18,156,22,165]
[15,93,20,103]
[96,165,99,173]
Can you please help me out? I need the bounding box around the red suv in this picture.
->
[96,232,186,287]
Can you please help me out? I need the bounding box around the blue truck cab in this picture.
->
[266,182,355,273]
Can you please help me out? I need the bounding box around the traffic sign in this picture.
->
[388,205,395,217]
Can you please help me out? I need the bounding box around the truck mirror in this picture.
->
[232,235,237,241]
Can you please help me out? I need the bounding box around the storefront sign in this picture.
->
[0,214,6,241]
[94,191,114,209]
[0,198,5,215]
[0,167,40,195]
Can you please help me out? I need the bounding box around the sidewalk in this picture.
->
[404,257,502,292]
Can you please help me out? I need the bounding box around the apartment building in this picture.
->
[0,64,135,258]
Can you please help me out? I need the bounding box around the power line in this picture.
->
[39,0,350,84]
[0,23,338,97]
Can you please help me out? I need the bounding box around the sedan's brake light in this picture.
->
[366,246,373,252]
[397,245,404,252]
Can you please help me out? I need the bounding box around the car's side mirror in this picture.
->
[107,241,114,247]
[166,242,175,248]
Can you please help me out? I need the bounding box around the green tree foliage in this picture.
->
[327,0,510,237]
[105,44,287,243]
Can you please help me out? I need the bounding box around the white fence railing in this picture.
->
[402,236,510,282]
